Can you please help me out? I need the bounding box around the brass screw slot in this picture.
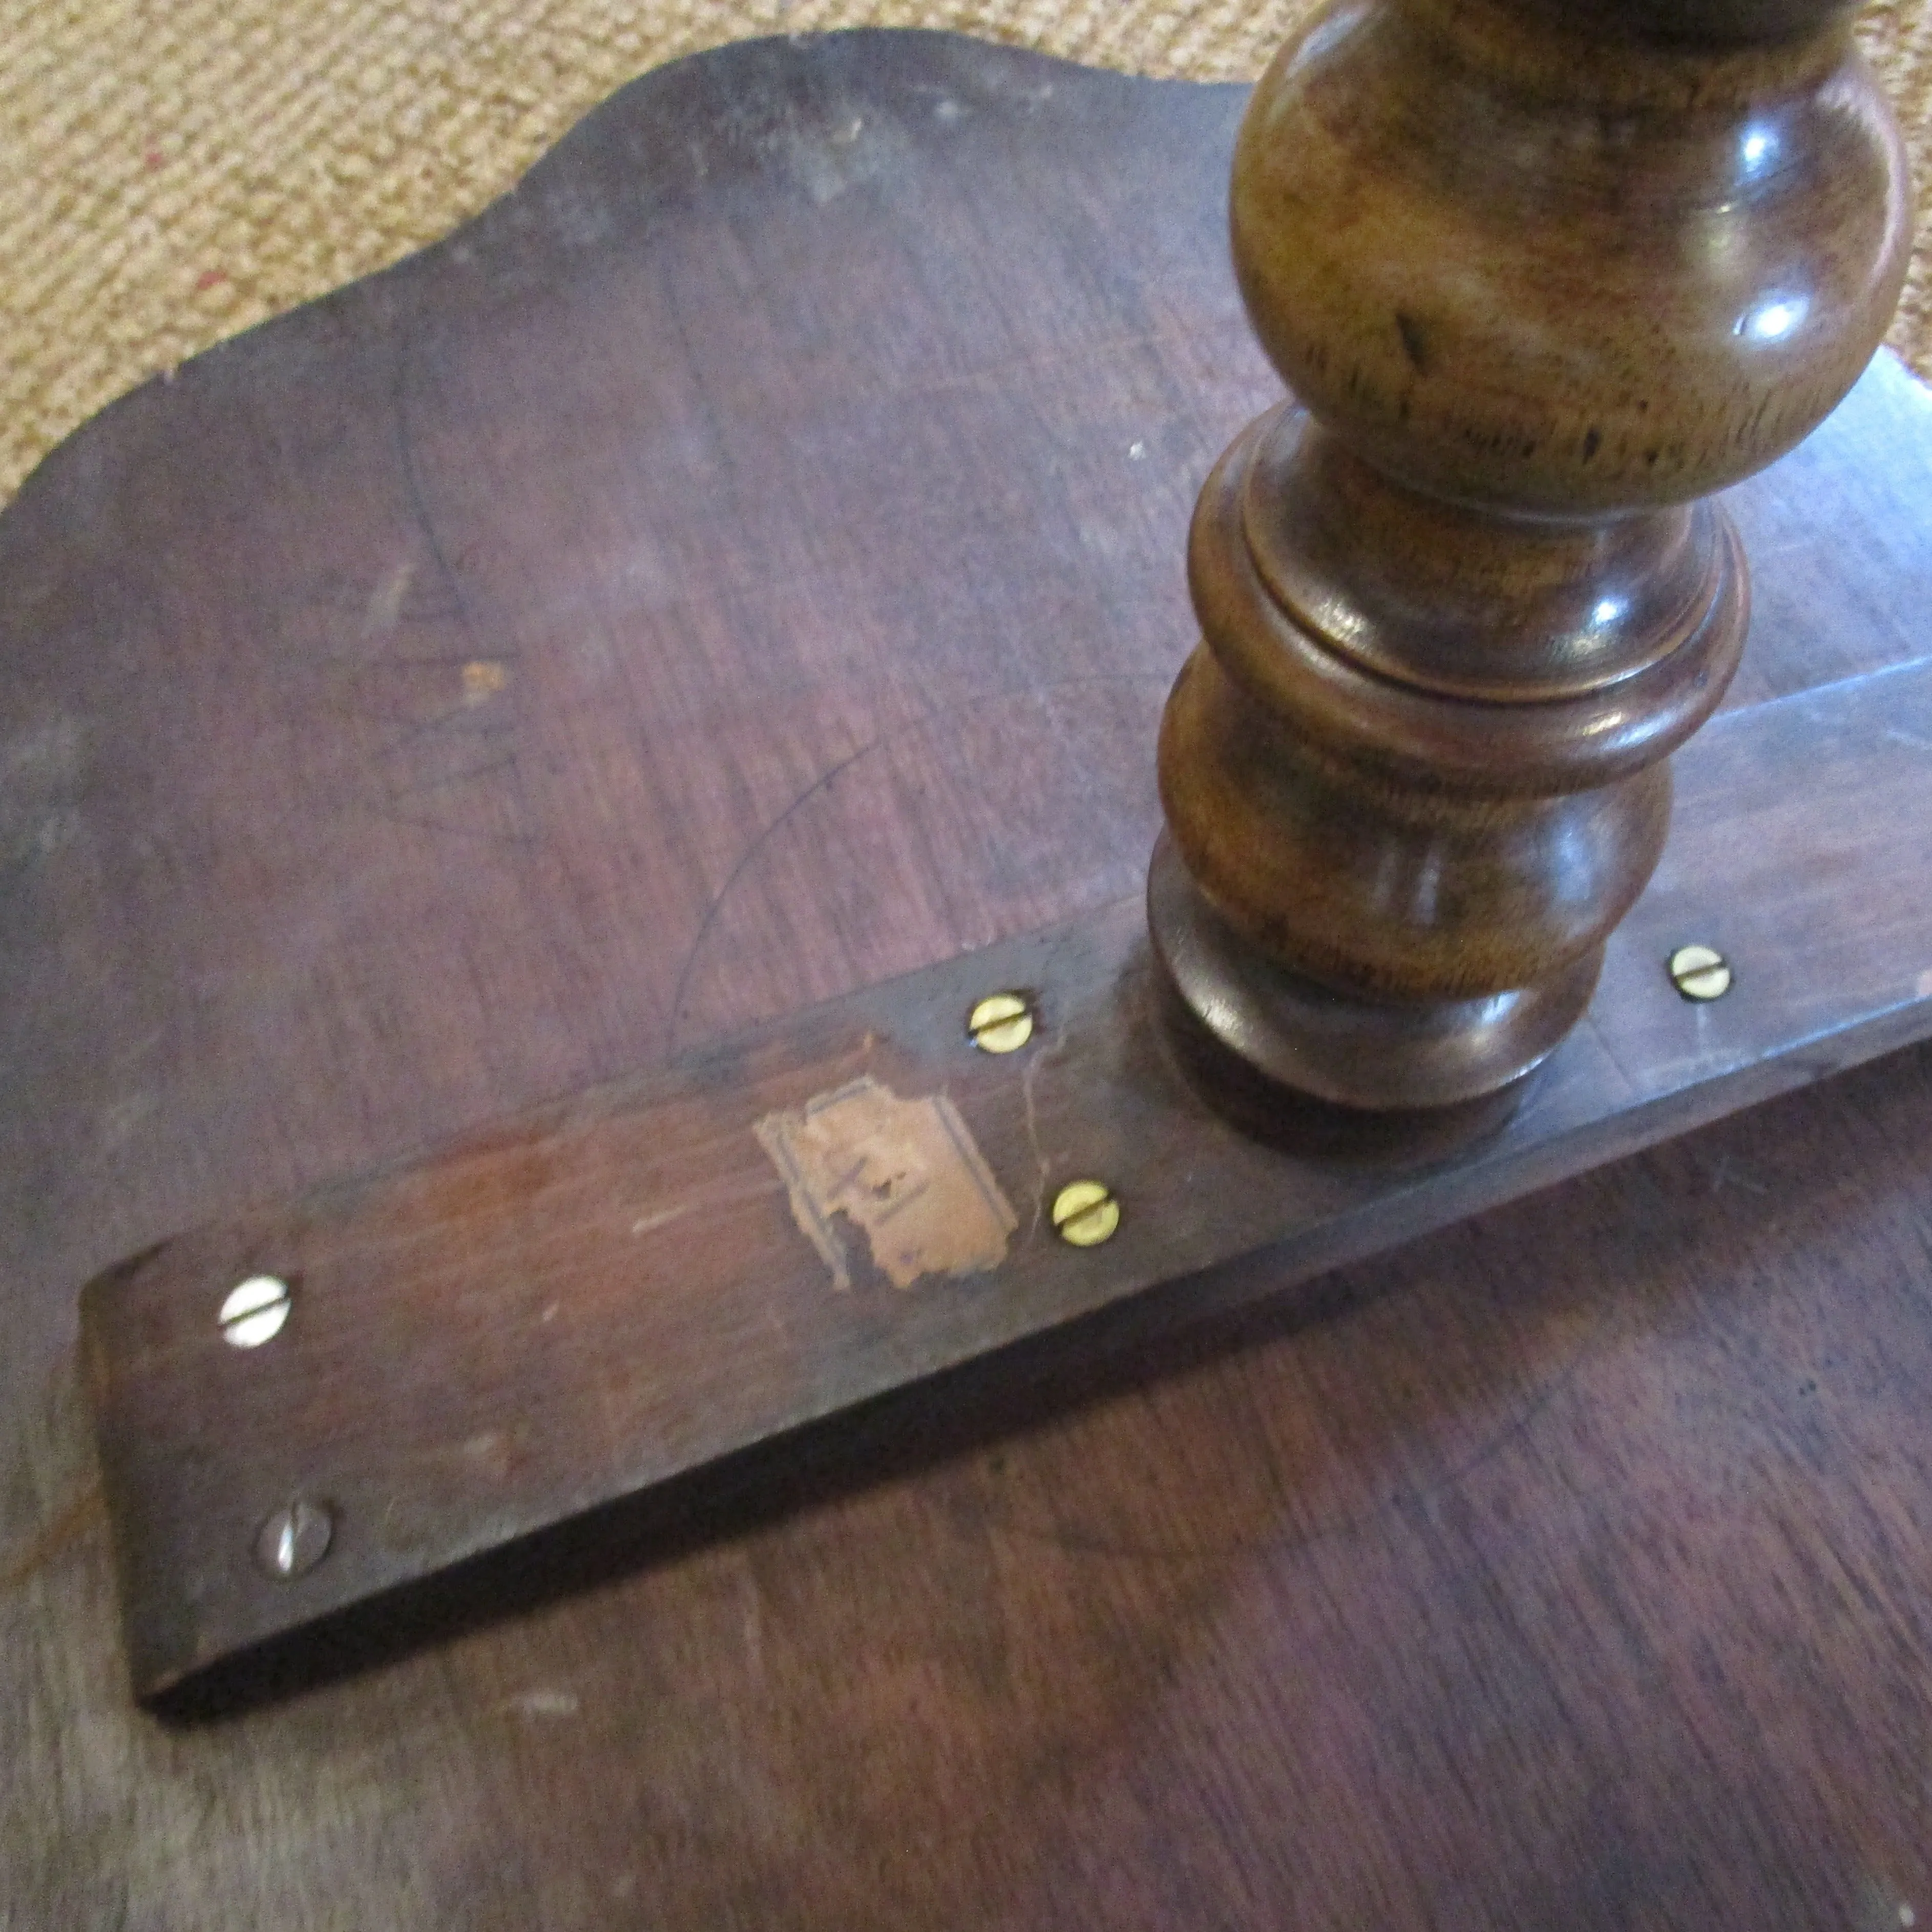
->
[968,992,1036,1055]
[220,1274,291,1348]
[1669,944,1733,1002]
[1052,1180,1121,1248]
[254,1499,334,1581]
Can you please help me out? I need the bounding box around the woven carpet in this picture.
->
[2,0,1927,504]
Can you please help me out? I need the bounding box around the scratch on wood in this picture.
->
[629,1173,781,1238]
[1019,1022,1069,1240]
[755,1075,1016,1291]
[362,558,416,636]
[0,1482,105,1594]
[462,660,510,704]
[502,1688,581,1719]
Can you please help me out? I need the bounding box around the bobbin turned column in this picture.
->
[1150,0,1912,1114]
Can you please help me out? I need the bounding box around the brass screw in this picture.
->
[219,1274,291,1349]
[254,1499,333,1581]
[1669,943,1733,1002]
[1052,1180,1121,1248]
[968,992,1036,1055]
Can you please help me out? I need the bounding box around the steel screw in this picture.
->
[968,992,1037,1055]
[220,1275,291,1348]
[1052,1180,1121,1248]
[254,1499,333,1581]
[1669,943,1733,1002]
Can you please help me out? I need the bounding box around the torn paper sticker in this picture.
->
[754,1075,1017,1291]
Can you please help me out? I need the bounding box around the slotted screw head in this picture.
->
[1052,1180,1121,1248]
[968,992,1036,1054]
[1669,944,1733,1002]
[254,1499,333,1581]
[220,1275,290,1348]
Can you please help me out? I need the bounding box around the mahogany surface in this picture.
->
[8,30,1932,1929]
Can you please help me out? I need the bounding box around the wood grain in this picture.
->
[6,30,1932,1930]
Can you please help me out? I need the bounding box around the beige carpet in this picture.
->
[2,0,1927,503]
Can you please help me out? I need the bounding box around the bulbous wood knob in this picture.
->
[1151,0,1911,1115]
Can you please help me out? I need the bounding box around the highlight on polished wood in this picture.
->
[1150,0,1914,1114]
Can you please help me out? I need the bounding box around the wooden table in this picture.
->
[7,31,1932,1928]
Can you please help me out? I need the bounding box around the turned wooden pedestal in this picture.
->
[1150,0,1912,1114]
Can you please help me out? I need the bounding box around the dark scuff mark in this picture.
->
[1395,309,1431,375]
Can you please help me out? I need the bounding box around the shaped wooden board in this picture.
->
[9,30,1932,1931]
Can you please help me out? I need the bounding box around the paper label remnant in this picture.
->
[754,1076,1017,1291]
